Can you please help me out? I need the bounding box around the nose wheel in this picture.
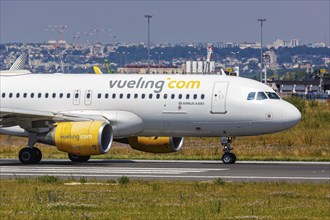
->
[222,153,236,164]
[220,137,236,164]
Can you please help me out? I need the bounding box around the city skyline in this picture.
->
[1,0,329,45]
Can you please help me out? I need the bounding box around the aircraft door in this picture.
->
[84,90,92,105]
[211,82,228,114]
[73,90,81,105]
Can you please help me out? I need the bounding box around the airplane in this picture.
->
[0,71,301,164]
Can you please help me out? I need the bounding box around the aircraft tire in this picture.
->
[68,153,90,162]
[222,153,236,164]
[33,148,42,163]
[19,147,41,164]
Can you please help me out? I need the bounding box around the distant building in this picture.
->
[272,39,285,49]
[185,61,215,74]
[264,51,279,69]
[289,39,300,47]
[118,65,184,74]
[273,79,330,95]
[239,42,261,49]
[308,42,326,48]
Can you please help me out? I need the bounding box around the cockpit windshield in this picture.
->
[256,92,268,100]
[247,92,256,100]
[247,91,281,100]
[265,92,281,99]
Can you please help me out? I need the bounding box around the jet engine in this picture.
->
[128,136,184,153]
[40,121,113,155]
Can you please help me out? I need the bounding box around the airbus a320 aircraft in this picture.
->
[0,71,301,164]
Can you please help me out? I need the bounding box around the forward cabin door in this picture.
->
[211,82,228,114]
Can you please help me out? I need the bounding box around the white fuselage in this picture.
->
[0,73,301,138]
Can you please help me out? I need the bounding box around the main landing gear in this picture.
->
[19,133,42,164]
[220,137,236,164]
[19,147,42,164]
[68,153,90,162]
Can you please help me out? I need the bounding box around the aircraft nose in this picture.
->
[282,102,301,128]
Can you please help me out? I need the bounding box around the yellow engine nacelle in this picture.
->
[128,136,184,153]
[42,121,113,156]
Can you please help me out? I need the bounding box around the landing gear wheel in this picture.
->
[68,153,90,162]
[222,153,236,164]
[19,147,42,164]
[34,148,42,163]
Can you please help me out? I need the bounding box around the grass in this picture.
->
[0,98,329,161]
[0,177,329,219]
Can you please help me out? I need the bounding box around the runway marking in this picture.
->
[90,159,330,165]
[0,173,329,181]
[0,167,229,175]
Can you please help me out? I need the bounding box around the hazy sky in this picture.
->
[0,0,329,45]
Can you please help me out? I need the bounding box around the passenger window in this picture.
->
[142,94,145,99]
[186,94,190,99]
[38,93,42,98]
[31,93,34,98]
[67,93,70,98]
[134,94,138,99]
[127,94,131,99]
[164,94,167,99]
[87,93,91,99]
[149,94,153,99]
[9,93,13,98]
[59,93,63,98]
[23,93,27,98]
[105,93,109,99]
[266,92,281,99]
[193,94,197,99]
[2,93,5,98]
[45,93,49,98]
[75,93,79,99]
[178,94,182,99]
[52,93,56,98]
[256,92,268,100]
[201,94,205,100]
[112,94,116,99]
[97,93,101,99]
[16,93,20,98]
[156,94,160,99]
[247,92,256,100]
[171,94,175,99]
[119,94,123,99]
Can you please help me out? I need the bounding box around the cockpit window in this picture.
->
[266,92,281,99]
[247,92,256,100]
[256,92,268,100]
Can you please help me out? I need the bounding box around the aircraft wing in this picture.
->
[0,107,108,132]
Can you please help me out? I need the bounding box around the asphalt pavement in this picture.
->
[0,159,329,182]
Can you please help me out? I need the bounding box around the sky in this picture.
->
[0,0,329,45]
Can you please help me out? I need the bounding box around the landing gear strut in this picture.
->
[19,133,42,164]
[220,137,236,164]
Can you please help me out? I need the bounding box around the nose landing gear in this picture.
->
[220,137,236,164]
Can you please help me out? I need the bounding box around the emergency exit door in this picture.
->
[73,90,81,105]
[211,82,228,114]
